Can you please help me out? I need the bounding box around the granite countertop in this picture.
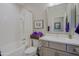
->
[40,33,79,46]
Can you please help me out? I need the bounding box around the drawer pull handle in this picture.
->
[73,49,76,52]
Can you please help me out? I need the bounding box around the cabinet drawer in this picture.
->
[49,42,66,51]
[47,48,77,56]
[67,45,79,55]
[66,53,77,56]
[45,48,67,56]
[41,41,48,47]
[39,47,77,56]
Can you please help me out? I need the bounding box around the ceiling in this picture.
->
[16,3,61,8]
[16,3,62,19]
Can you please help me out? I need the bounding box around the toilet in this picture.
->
[24,39,39,56]
[25,47,37,56]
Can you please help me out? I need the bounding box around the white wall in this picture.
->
[0,3,21,55]
[18,4,49,34]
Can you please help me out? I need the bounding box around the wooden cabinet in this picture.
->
[40,40,67,56]
[39,40,79,56]
[49,42,66,51]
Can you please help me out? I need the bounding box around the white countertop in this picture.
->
[40,34,79,46]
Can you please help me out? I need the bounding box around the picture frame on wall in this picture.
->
[34,20,44,29]
[54,22,61,30]
[52,17,64,32]
[54,22,62,32]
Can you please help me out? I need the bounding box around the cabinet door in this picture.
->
[49,42,66,51]
[39,47,56,56]
[66,53,77,56]
[67,44,79,55]
[46,48,67,56]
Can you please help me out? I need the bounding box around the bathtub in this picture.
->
[1,41,27,56]
[8,45,26,56]
[7,45,26,56]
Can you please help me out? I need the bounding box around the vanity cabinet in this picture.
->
[39,40,78,56]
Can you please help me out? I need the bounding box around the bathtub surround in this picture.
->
[0,4,33,56]
[0,4,20,55]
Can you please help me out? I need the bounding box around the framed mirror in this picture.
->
[47,3,67,34]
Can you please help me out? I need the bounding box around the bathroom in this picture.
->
[0,2,79,56]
